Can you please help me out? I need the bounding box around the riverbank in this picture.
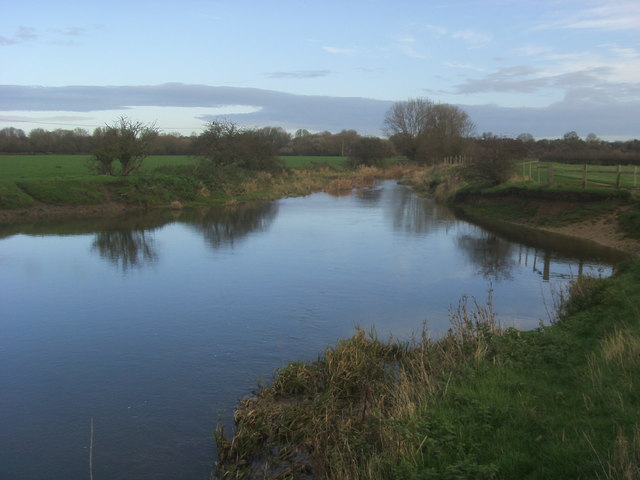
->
[408,164,640,257]
[214,170,640,479]
[215,260,640,479]
[451,189,640,257]
[0,164,418,225]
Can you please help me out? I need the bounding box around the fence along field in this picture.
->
[519,160,640,189]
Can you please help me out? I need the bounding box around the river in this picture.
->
[0,181,627,479]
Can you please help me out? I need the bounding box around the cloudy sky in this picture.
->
[1,0,638,139]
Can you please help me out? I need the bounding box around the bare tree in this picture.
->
[90,117,158,176]
[347,136,395,167]
[193,120,283,171]
[383,97,474,163]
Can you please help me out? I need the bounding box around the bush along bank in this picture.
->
[214,263,640,479]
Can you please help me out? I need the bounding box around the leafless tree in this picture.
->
[383,97,475,163]
[90,117,158,176]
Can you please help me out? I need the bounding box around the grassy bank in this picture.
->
[215,262,640,479]
[0,155,420,222]
[404,163,640,245]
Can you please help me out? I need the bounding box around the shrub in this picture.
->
[347,137,395,167]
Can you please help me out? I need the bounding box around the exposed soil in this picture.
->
[533,206,640,257]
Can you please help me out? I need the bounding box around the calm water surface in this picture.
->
[0,181,626,479]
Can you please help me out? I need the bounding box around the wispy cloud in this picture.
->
[394,35,428,59]
[1,24,101,47]
[444,62,485,72]
[0,26,38,46]
[266,70,332,79]
[424,24,491,48]
[322,46,357,55]
[451,29,492,48]
[538,1,640,31]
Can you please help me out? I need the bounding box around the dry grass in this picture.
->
[214,293,502,480]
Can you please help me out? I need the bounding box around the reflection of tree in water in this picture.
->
[186,202,278,250]
[354,186,383,206]
[456,231,516,281]
[386,185,458,235]
[92,229,158,272]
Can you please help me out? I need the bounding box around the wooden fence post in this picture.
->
[634,166,637,187]
[582,164,588,188]
[547,164,554,186]
[616,165,622,189]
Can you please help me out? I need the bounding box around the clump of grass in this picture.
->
[214,293,503,479]
[216,261,640,480]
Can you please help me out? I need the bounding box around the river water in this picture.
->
[0,181,626,479]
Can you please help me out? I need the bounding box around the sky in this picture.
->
[1,0,639,139]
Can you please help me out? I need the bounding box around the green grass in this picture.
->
[0,154,415,211]
[0,154,199,180]
[15,177,110,205]
[534,161,640,189]
[279,155,348,169]
[215,263,640,479]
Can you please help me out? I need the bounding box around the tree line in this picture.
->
[0,124,375,157]
[1,97,639,176]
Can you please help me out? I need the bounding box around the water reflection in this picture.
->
[87,202,278,271]
[184,202,278,250]
[455,221,623,282]
[92,229,158,271]
[456,230,516,281]
[354,186,383,206]
[386,186,458,235]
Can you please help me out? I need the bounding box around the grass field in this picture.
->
[524,161,640,189]
[0,154,350,181]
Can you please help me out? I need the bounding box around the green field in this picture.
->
[523,161,640,189]
[0,154,351,181]
[0,154,360,211]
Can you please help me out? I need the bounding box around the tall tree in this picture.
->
[383,97,474,163]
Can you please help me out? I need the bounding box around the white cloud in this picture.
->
[322,46,357,55]
[394,35,428,59]
[538,1,640,31]
[266,70,333,79]
[451,29,492,47]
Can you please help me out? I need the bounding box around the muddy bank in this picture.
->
[457,197,640,257]
[534,207,640,257]
[0,201,148,225]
